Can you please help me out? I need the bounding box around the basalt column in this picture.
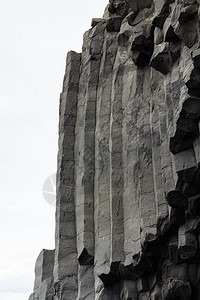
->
[54,51,81,299]
[75,22,104,299]
[28,1,200,299]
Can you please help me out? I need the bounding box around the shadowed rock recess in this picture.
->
[29,0,200,299]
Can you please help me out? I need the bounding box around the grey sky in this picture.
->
[0,1,108,299]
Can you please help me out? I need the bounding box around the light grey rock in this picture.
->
[34,249,54,293]
[174,148,198,183]
[154,27,164,44]
[28,250,54,300]
[38,278,54,300]
[54,50,81,299]
[75,21,104,270]
[74,22,105,297]
[94,29,118,281]
[77,265,95,300]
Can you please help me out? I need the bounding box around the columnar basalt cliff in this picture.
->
[29,0,200,299]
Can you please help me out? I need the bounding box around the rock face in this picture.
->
[29,250,55,300]
[29,0,200,299]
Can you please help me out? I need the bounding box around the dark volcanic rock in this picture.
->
[166,190,188,209]
[28,0,200,299]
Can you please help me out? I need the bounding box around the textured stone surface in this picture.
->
[34,250,54,291]
[30,250,54,300]
[29,0,200,299]
[54,50,81,299]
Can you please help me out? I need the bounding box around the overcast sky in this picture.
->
[0,1,108,299]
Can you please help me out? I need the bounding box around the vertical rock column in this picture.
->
[34,250,55,291]
[121,61,142,267]
[29,249,55,300]
[137,68,157,244]
[109,63,124,265]
[54,51,81,299]
[74,21,105,299]
[149,68,173,231]
[94,31,118,283]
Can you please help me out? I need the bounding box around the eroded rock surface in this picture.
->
[29,0,200,299]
